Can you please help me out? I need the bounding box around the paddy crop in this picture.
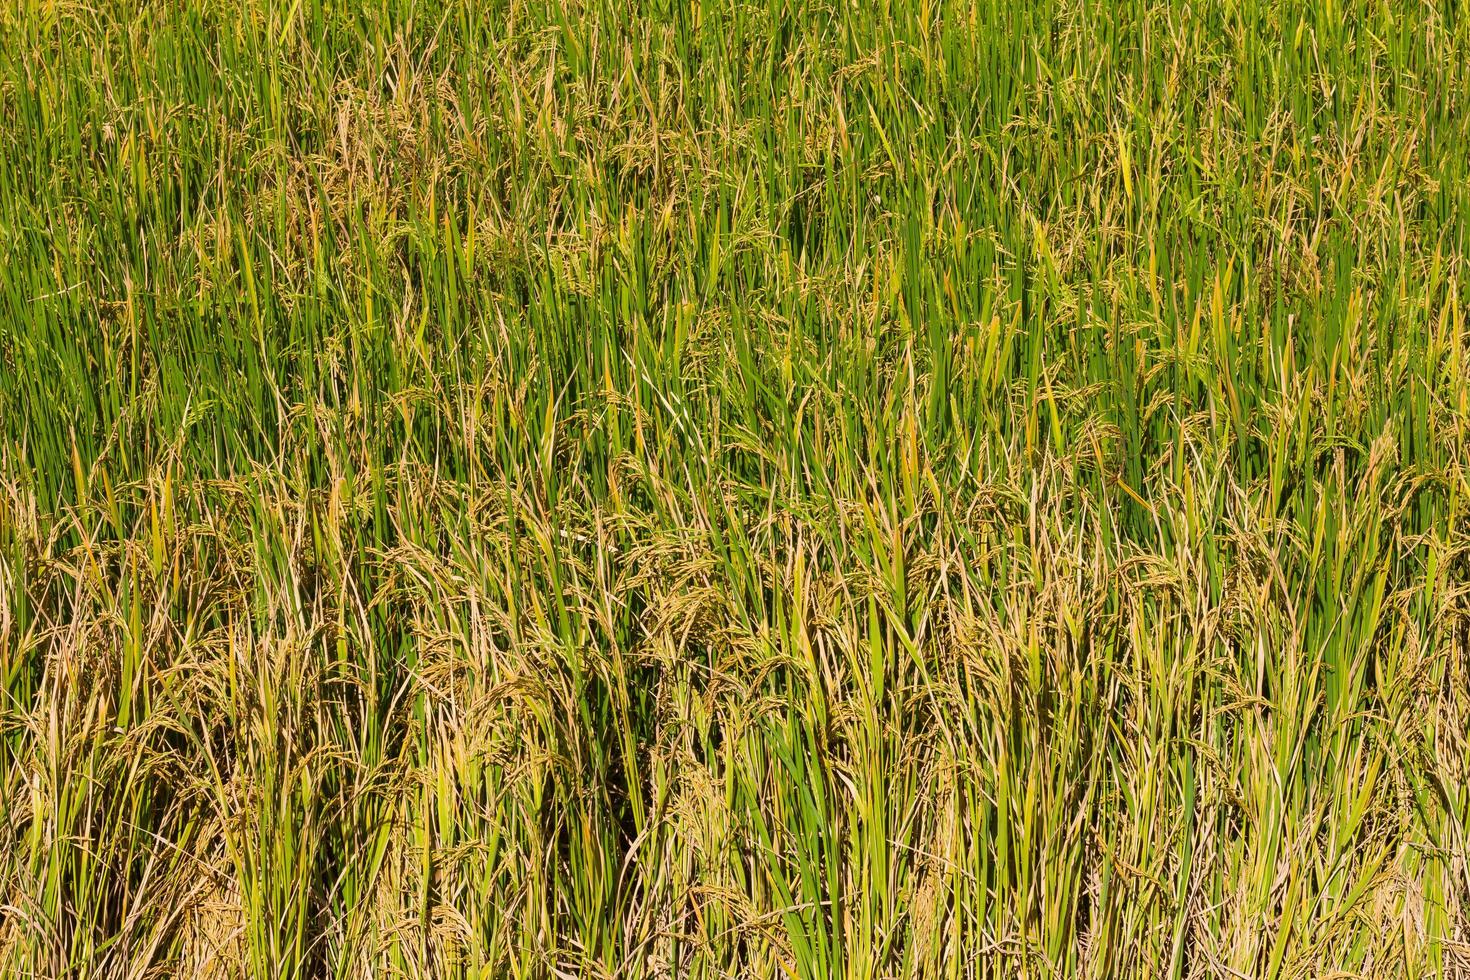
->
[1,1,1469,976]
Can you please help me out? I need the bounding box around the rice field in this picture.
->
[2,0,1469,976]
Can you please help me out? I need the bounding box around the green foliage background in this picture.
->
[2,0,1468,976]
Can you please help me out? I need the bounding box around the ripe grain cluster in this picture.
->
[2,1,1469,977]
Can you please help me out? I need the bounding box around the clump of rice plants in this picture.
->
[2,0,1468,976]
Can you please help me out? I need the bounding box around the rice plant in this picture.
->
[2,0,1468,976]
